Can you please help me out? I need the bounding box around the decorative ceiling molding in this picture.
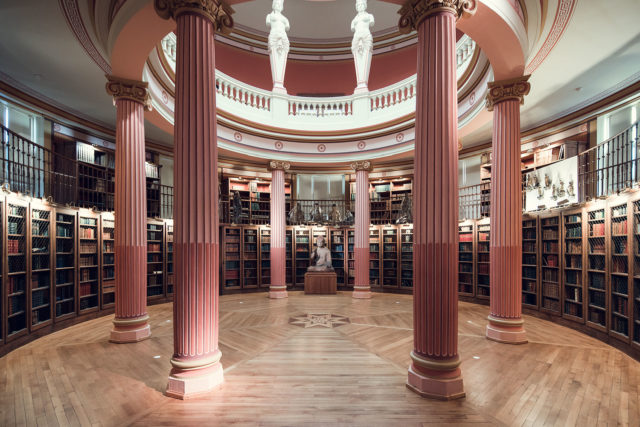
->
[524,0,576,74]
[59,0,112,74]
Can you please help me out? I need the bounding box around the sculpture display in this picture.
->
[329,203,342,225]
[288,202,305,225]
[266,0,290,93]
[307,235,333,272]
[350,0,374,93]
[343,209,354,225]
[232,190,242,224]
[310,202,324,223]
[396,193,413,224]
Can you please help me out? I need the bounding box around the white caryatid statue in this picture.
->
[266,0,290,94]
[351,0,374,94]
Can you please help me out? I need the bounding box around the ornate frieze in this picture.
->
[268,160,291,171]
[105,75,152,110]
[154,0,234,34]
[398,0,476,34]
[350,160,372,172]
[485,75,531,112]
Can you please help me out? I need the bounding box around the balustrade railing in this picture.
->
[459,182,491,220]
[288,98,353,117]
[369,76,416,112]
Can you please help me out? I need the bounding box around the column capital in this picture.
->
[350,160,372,172]
[398,0,476,34]
[105,75,152,110]
[485,75,531,112]
[154,0,234,34]
[268,160,290,171]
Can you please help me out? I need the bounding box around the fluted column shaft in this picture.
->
[407,9,464,400]
[167,11,222,399]
[353,165,371,298]
[107,80,151,344]
[486,76,530,344]
[269,166,288,298]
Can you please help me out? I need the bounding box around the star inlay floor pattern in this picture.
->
[289,313,350,328]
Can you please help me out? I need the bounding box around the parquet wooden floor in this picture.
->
[1,292,639,426]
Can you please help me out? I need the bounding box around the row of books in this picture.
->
[543,282,560,298]
[79,227,96,239]
[590,222,605,236]
[8,239,22,254]
[543,229,559,239]
[148,243,161,252]
[56,225,72,237]
[80,242,97,253]
[7,276,26,294]
[80,269,97,281]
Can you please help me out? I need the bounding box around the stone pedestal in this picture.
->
[304,272,337,294]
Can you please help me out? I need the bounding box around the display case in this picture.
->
[101,214,115,308]
[7,201,28,339]
[476,219,490,299]
[609,201,630,339]
[459,222,474,296]
[260,226,271,288]
[562,210,584,322]
[222,226,241,289]
[382,227,398,288]
[399,225,413,289]
[78,213,99,313]
[587,206,607,330]
[329,228,346,286]
[369,226,380,287]
[146,220,164,298]
[540,214,561,314]
[242,227,258,288]
[54,210,76,319]
[166,221,174,296]
[522,216,538,308]
[30,205,52,329]
[294,227,311,285]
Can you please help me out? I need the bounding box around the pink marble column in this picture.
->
[105,76,151,343]
[398,0,475,400]
[269,161,290,299]
[486,76,531,344]
[351,161,372,299]
[155,0,234,399]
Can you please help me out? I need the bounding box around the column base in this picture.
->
[109,315,151,343]
[272,84,287,95]
[269,286,288,299]
[352,286,372,299]
[485,315,527,344]
[406,353,465,400]
[166,353,224,400]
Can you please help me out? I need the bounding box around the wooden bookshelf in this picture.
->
[260,227,271,288]
[476,219,490,299]
[285,227,293,287]
[101,214,115,309]
[30,206,52,329]
[294,227,311,285]
[459,222,474,297]
[351,177,412,225]
[222,226,241,289]
[633,199,640,350]
[78,213,99,313]
[562,209,584,322]
[146,220,165,299]
[243,227,259,288]
[329,228,346,286]
[540,214,561,314]
[522,215,538,308]
[347,229,355,287]
[382,226,398,288]
[54,209,76,320]
[586,206,607,331]
[226,177,290,226]
[7,201,28,339]
[399,225,413,289]
[609,201,630,340]
[166,221,174,296]
[369,226,381,287]
[0,201,2,345]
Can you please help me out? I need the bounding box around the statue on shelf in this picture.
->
[544,173,551,189]
[329,203,342,225]
[288,202,305,225]
[232,190,242,224]
[350,0,374,93]
[308,235,333,272]
[537,185,544,200]
[266,0,290,93]
[567,179,575,197]
[396,193,413,224]
[551,184,558,200]
[343,209,354,225]
[310,202,323,223]
[558,179,566,197]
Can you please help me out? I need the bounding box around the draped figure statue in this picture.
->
[350,0,374,93]
[266,0,290,94]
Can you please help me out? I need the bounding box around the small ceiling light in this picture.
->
[473,356,480,360]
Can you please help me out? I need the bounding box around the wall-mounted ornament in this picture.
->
[317,144,326,152]
[274,140,284,150]
[395,133,404,142]
[357,140,366,150]
[234,132,243,142]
